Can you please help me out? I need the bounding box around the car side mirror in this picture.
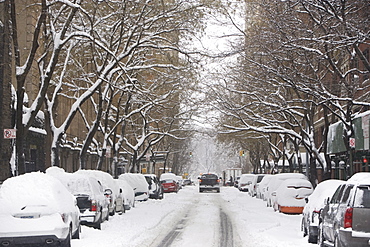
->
[120,188,123,194]
[271,192,276,196]
[305,198,309,203]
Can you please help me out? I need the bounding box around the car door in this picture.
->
[322,184,345,242]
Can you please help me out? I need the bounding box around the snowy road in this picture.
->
[72,186,313,247]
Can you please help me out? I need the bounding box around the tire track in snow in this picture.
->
[219,209,234,247]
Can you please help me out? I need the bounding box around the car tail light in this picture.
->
[91,200,98,212]
[344,207,353,228]
[60,213,67,223]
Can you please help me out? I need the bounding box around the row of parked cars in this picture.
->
[0,168,185,247]
[238,172,370,246]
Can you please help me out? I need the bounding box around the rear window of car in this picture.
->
[201,174,218,179]
[162,180,174,183]
[354,185,370,208]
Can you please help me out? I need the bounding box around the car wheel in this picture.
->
[94,213,102,230]
[317,223,325,247]
[334,235,341,247]
[72,224,81,239]
[61,227,72,247]
[307,227,317,244]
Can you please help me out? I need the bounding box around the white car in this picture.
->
[75,169,124,216]
[0,172,80,247]
[114,179,135,211]
[238,174,256,192]
[274,178,313,214]
[119,173,149,201]
[46,167,110,230]
[249,174,266,197]
[257,174,273,200]
[265,173,308,207]
[301,179,345,243]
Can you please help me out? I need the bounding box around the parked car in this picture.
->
[238,174,256,192]
[119,173,149,201]
[161,179,179,193]
[318,172,370,247]
[75,169,124,216]
[144,174,164,199]
[257,174,273,200]
[198,173,221,193]
[182,179,192,186]
[114,179,135,211]
[176,175,183,190]
[46,167,110,230]
[301,179,345,243]
[160,173,179,193]
[0,172,80,247]
[265,173,308,207]
[273,178,313,214]
[249,174,266,197]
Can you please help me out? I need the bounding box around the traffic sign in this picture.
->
[3,129,16,139]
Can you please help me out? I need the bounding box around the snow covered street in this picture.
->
[72,186,313,247]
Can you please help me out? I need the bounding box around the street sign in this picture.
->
[349,138,356,148]
[3,129,16,139]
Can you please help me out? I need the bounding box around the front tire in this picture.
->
[72,224,81,239]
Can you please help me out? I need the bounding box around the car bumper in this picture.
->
[163,187,177,193]
[339,229,370,247]
[0,234,68,246]
[199,185,220,189]
[279,206,304,214]
[79,210,100,224]
[239,187,249,192]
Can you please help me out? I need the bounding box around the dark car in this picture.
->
[318,173,370,247]
[198,173,221,193]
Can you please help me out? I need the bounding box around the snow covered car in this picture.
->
[238,174,256,192]
[301,179,345,243]
[0,172,80,247]
[257,174,273,200]
[144,174,164,199]
[75,169,124,215]
[119,173,149,201]
[46,167,110,230]
[319,172,370,247]
[160,173,179,193]
[249,174,266,197]
[114,179,135,211]
[265,173,308,207]
[161,179,179,193]
[273,178,313,214]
